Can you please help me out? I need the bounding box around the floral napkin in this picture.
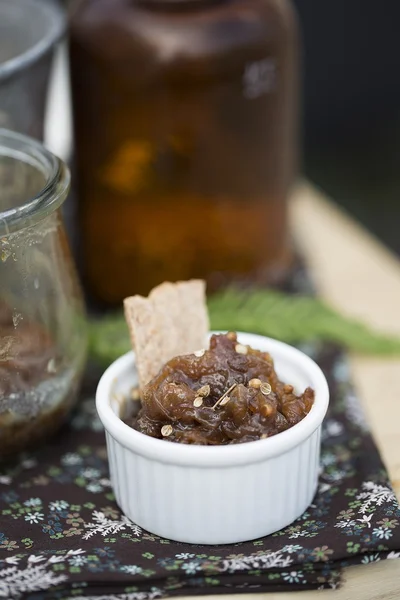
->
[0,343,400,600]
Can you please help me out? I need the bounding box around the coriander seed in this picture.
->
[197,384,210,397]
[235,343,248,355]
[260,382,272,396]
[249,378,262,389]
[161,424,173,437]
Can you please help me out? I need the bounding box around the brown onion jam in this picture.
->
[127,333,314,445]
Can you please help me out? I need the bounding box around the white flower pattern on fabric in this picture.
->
[357,514,373,528]
[4,557,20,566]
[361,554,380,564]
[23,498,42,508]
[288,529,310,539]
[24,513,44,524]
[372,527,393,540]
[61,453,83,466]
[334,519,356,529]
[318,482,332,494]
[68,556,88,567]
[28,556,45,564]
[0,550,85,598]
[324,420,344,437]
[83,511,142,540]
[49,500,69,512]
[99,478,111,487]
[282,571,305,584]
[321,453,336,467]
[181,562,201,575]
[222,551,292,572]
[282,545,303,554]
[80,468,101,479]
[356,482,396,515]
[120,565,143,575]
[0,563,66,597]
[86,483,103,494]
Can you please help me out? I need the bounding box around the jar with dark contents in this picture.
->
[0,129,87,455]
[69,0,299,305]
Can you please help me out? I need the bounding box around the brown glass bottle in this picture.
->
[69,0,299,305]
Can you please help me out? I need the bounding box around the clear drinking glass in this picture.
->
[0,129,87,455]
[0,0,65,139]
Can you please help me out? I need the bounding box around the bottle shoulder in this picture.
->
[70,0,297,69]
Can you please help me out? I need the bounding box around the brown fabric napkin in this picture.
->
[0,343,399,600]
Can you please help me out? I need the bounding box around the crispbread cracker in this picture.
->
[124,280,209,389]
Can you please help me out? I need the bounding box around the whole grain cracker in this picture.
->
[124,280,209,389]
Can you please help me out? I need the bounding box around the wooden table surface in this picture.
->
[182,183,400,600]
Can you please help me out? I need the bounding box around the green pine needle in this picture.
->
[89,289,400,366]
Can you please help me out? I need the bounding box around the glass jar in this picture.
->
[0,0,65,139]
[70,0,299,304]
[0,129,87,455]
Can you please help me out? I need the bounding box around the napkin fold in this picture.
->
[0,344,399,600]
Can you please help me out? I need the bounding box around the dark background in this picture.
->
[293,0,400,254]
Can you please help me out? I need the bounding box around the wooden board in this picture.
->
[291,182,400,499]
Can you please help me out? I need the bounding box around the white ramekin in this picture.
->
[96,332,329,545]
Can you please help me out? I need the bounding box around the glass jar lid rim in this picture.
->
[0,129,70,236]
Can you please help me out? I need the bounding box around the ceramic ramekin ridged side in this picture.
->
[96,333,329,545]
[105,427,321,544]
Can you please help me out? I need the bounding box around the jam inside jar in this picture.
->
[0,129,87,455]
